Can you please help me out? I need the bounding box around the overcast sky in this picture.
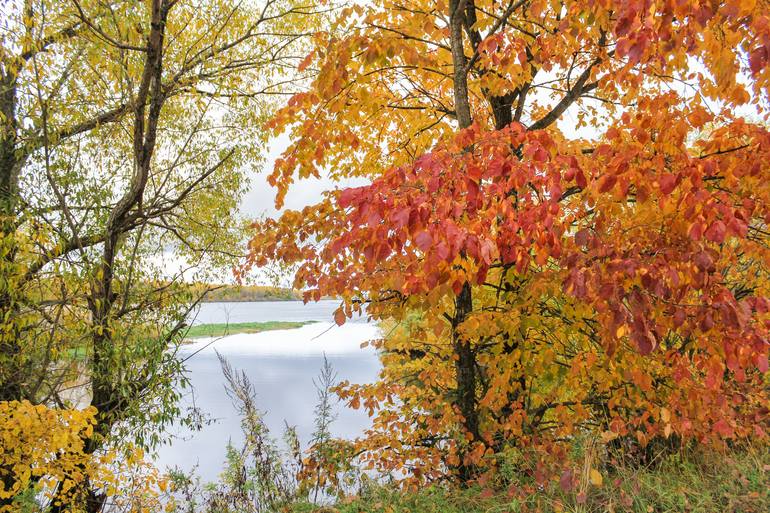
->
[238,132,368,220]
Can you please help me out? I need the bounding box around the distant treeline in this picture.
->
[192,284,302,302]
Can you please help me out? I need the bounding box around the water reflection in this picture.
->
[155,303,380,483]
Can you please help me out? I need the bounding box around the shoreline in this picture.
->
[199,298,337,304]
[183,320,317,340]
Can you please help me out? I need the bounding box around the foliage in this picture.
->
[0,0,326,510]
[0,401,101,510]
[183,321,312,339]
[289,442,770,513]
[0,401,171,513]
[247,0,770,485]
[299,355,359,503]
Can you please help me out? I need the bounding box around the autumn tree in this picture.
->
[248,0,770,484]
[0,0,323,509]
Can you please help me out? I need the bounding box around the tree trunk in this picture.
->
[52,1,169,510]
[0,49,22,404]
[448,0,481,483]
[449,0,472,130]
[452,282,479,481]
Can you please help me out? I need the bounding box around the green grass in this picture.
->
[184,320,314,339]
[60,321,314,358]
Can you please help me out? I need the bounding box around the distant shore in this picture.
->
[184,320,316,339]
[195,284,301,303]
[199,297,299,303]
[191,284,336,303]
[199,298,336,303]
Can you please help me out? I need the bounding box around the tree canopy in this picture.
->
[248,0,770,483]
[1,0,322,509]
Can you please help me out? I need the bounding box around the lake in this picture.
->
[154,300,381,483]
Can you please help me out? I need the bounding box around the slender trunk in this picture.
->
[452,282,479,481]
[0,58,22,404]
[52,2,169,511]
[448,0,480,482]
[449,0,472,130]
[462,0,515,131]
[0,51,24,513]
[0,72,18,222]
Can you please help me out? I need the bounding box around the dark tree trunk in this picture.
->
[0,42,22,405]
[453,282,480,481]
[448,0,482,483]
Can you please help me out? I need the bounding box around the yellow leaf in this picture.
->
[589,468,603,486]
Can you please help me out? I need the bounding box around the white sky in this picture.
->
[238,132,368,220]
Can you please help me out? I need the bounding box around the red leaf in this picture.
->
[575,169,587,189]
[688,220,705,241]
[414,231,433,251]
[673,309,686,328]
[634,330,657,355]
[749,46,768,74]
[436,241,450,261]
[704,220,726,244]
[466,179,480,204]
[298,50,315,72]
[628,36,647,62]
[533,147,549,163]
[334,307,346,326]
[693,251,715,272]
[339,187,359,208]
[699,312,714,332]
[598,174,617,193]
[615,17,634,37]
[479,239,493,264]
[392,207,410,229]
[757,353,769,373]
[659,174,677,195]
[559,469,574,492]
[712,419,734,438]
[575,229,589,247]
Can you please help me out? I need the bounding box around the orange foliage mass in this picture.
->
[247,0,770,484]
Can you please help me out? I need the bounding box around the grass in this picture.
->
[291,443,769,513]
[183,320,314,339]
[61,320,314,358]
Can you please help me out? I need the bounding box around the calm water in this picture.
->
[189,299,370,325]
[154,301,380,483]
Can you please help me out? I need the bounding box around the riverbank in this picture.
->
[184,320,315,339]
[191,284,301,302]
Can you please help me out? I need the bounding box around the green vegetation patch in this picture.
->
[184,320,314,339]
